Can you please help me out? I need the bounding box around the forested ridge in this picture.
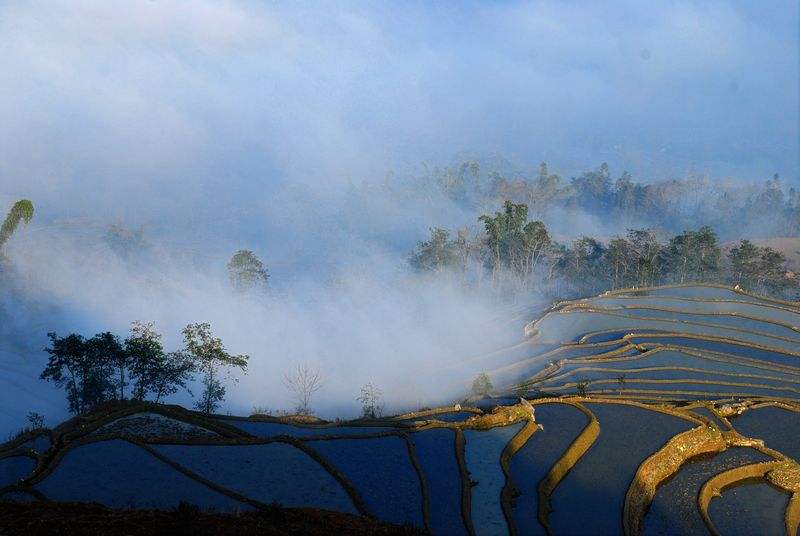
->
[410,198,797,300]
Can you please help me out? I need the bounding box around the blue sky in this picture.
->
[1,0,797,224]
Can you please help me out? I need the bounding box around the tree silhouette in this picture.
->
[357,382,384,419]
[182,323,249,414]
[284,364,323,415]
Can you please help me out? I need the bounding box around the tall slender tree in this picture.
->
[284,364,323,415]
[182,323,249,414]
[151,350,195,404]
[41,333,87,415]
[626,229,662,287]
[125,321,166,401]
[727,240,761,289]
[85,331,125,402]
[0,200,34,257]
[479,200,529,273]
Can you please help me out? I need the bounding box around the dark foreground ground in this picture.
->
[0,500,428,536]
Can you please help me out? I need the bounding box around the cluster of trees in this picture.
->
[410,200,796,298]
[41,322,248,415]
[103,224,270,296]
[389,161,800,239]
[727,240,795,296]
[409,201,550,290]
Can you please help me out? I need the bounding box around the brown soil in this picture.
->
[0,500,428,536]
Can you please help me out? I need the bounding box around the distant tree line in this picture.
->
[410,199,797,299]
[383,161,800,240]
[41,322,248,415]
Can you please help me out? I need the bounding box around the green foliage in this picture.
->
[519,220,551,281]
[564,237,607,295]
[41,322,198,415]
[597,229,662,290]
[569,163,613,212]
[418,194,793,298]
[402,159,800,298]
[727,240,794,295]
[662,226,720,284]
[409,227,460,273]
[41,332,85,414]
[575,380,589,397]
[728,239,761,289]
[357,382,384,419]
[228,250,269,292]
[625,229,663,287]
[41,332,114,415]
[479,200,529,269]
[195,374,226,415]
[478,200,551,285]
[0,200,34,257]
[182,322,249,414]
[124,321,195,403]
[757,248,794,295]
[85,331,125,404]
[410,160,800,241]
[152,351,195,404]
[470,372,493,397]
[125,321,166,401]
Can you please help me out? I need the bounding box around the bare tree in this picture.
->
[284,364,323,415]
[357,382,384,419]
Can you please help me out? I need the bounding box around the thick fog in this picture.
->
[1,1,798,435]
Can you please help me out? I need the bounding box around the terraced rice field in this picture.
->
[1,284,798,535]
